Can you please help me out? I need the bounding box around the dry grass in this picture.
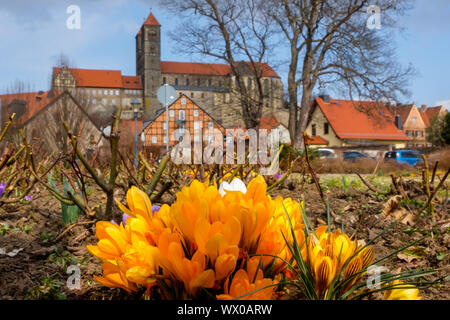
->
[309,158,411,174]
[427,147,450,170]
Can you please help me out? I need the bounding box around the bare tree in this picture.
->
[265,0,415,148]
[161,0,277,129]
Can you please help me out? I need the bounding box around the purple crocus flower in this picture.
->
[110,220,118,225]
[275,173,283,180]
[0,183,5,197]
[121,206,161,227]
[152,205,161,214]
[122,213,130,226]
[24,195,32,201]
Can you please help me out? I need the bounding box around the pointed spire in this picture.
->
[143,12,161,27]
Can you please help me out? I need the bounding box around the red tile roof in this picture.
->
[143,12,161,27]
[161,61,280,78]
[392,104,413,126]
[121,76,142,89]
[305,135,329,145]
[425,106,445,121]
[0,91,60,126]
[419,110,430,127]
[53,68,142,89]
[314,98,410,141]
[259,115,280,130]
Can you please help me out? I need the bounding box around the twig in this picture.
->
[55,220,96,242]
[419,168,450,215]
[356,173,390,195]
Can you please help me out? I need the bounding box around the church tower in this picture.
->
[136,12,161,120]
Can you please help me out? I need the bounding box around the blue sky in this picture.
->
[0,0,449,109]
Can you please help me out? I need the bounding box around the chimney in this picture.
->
[395,115,402,130]
[421,105,427,112]
[319,94,330,103]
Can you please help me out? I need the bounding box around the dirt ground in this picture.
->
[0,177,448,300]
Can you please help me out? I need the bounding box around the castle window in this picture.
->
[115,90,119,96]
[194,121,200,130]
[163,136,168,144]
[179,109,185,120]
[175,78,178,86]
[92,89,96,95]
[86,89,91,95]
[208,122,214,130]
[104,90,108,95]
[169,110,174,117]
[163,77,166,84]
[193,110,198,117]
[110,90,114,96]
[191,92,194,98]
[152,136,157,144]
[149,46,156,55]
[163,122,167,130]
[111,99,116,106]
[201,93,205,98]
[208,79,212,87]
[181,98,187,106]
[312,124,316,136]
[92,99,96,105]
[186,78,190,86]
[149,30,157,37]
[102,98,107,105]
[197,79,201,87]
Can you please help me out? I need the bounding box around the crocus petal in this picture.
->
[122,213,130,226]
[0,183,6,197]
[152,205,161,214]
[218,178,247,196]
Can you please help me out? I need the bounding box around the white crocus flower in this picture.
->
[218,178,247,197]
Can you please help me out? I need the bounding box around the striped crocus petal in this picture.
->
[24,195,32,201]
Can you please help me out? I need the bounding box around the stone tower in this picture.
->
[136,12,161,120]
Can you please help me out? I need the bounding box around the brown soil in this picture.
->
[0,179,448,300]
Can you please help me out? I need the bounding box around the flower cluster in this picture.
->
[87,175,304,299]
[304,226,374,299]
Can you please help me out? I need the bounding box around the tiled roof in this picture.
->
[122,76,142,89]
[305,135,329,145]
[314,98,410,141]
[0,90,60,126]
[419,110,430,127]
[161,61,280,78]
[392,104,414,126]
[259,115,280,130]
[425,106,445,121]
[143,12,161,27]
[53,68,142,89]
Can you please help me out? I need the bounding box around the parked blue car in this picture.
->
[384,150,423,166]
